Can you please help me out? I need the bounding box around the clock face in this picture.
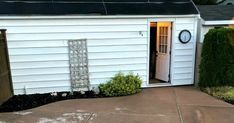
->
[179,30,191,44]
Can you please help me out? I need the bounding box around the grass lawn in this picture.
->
[202,86,234,105]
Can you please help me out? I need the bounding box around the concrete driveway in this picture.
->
[0,86,234,123]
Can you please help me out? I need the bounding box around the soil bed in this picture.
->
[0,91,101,112]
[201,87,234,105]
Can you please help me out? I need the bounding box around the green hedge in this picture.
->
[199,28,234,88]
[98,72,142,97]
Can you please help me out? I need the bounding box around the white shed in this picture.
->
[0,0,199,95]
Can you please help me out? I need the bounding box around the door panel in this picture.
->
[0,30,13,104]
[155,22,171,82]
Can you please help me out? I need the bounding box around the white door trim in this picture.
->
[146,18,176,86]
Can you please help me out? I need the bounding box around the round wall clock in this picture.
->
[178,30,192,44]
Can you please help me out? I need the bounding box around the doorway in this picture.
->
[149,22,172,84]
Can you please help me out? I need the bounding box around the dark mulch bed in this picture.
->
[0,91,102,112]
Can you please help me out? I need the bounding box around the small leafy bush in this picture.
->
[203,86,234,104]
[98,72,142,97]
[199,28,234,88]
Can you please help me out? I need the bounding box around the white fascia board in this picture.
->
[203,20,234,26]
[0,14,200,20]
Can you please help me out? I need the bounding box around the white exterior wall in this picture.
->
[2,18,148,94]
[0,16,198,95]
[170,17,198,85]
[200,26,214,43]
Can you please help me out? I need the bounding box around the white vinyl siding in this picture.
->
[1,16,198,94]
[171,17,197,85]
[2,18,148,94]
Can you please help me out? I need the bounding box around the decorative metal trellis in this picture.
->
[68,39,90,91]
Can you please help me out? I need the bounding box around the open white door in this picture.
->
[155,22,171,82]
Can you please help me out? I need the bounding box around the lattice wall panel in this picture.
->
[68,39,90,91]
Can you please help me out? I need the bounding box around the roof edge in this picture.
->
[0,14,200,20]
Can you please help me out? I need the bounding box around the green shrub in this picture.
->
[203,86,234,103]
[199,28,234,88]
[98,72,142,97]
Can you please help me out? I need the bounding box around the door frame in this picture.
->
[147,18,175,86]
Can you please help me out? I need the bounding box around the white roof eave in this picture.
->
[203,20,234,26]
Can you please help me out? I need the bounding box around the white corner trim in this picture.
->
[203,20,234,26]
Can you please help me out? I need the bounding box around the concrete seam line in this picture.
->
[173,88,184,123]
[85,112,94,123]
[109,112,171,117]
[181,104,234,108]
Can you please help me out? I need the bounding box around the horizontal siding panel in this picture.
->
[11,67,70,76]
[88,45,147,53]
[13,73,147,83]
[174,49,193,56]
[174,61,193,68]
[88,51,147,59]
[174,42,194,50]
[12,74,70,83]
[175,18,195,24]
[7,32,147,41]
[9,45,147,55]
[11,60,69,69]
[9,47,68,55]
[11,63,146,76]
[175,23,194,31]
[174,55,193,62]
[89,64,146,72]
[8,40,68,48]
[10,51,146,62]
[172,79,193,85]
[11,57,147,69]
[8,38,147,48]
[1,19,147,26]
[89,57,147,66]
[173,73,192,80]
[13,80,71,89]
[87,38,147,46]
[10,54,69,62]
[174,67,193,74]
[3,25,147,34]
